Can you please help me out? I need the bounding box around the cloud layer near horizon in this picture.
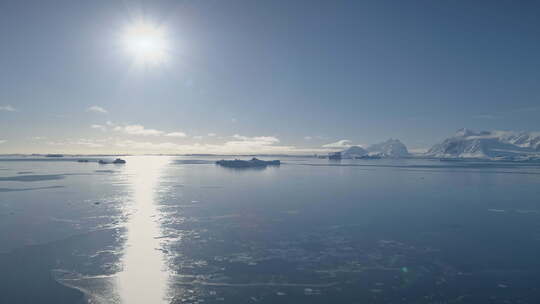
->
[30,132,332,154]
[8,119,374,154]
[0,105,16,112]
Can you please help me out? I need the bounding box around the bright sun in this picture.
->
[122,21,169,65]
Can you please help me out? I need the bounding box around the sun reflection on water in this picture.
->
[116,156,171,304]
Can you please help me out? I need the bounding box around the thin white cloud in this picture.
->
[207,133,217,137]
[0,105,16,112]
[91,124,107,131]
[110,134,289,154]
[116,140,180,150]
[74,139,105,148]
[47,138,106,148]
[211,135,289,153]
[193,136,203,140]
[33,134,331,154]
[232,134,280,144]
[114,124,164,136]
[511,106,540,113]
[87,106,108,114]
[322,139,353,149]
[472,114,498,119]
[110,122,187,138]
[166,131,187,138]
[0,139,6,144]
[31,130,331,154]
[113,136,297,154]
[304,136,313,141]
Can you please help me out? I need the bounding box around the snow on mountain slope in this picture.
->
[427,129,540,159]
[366,139,409,158]
[497,131,540,151]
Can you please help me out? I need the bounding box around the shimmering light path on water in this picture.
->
[116,156,171,304]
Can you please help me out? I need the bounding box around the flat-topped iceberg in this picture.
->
[98,158,127,164]
[216,158,280,168]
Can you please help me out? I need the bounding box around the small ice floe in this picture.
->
[276,291,286,296]
[49,217,79,223]
[98,158,126,164]
[0,174,65,182]
[304,288,321,296]
[216,158,280,168]
[516,209,539,214]
[497,283,508,288]
[488,209,506,213]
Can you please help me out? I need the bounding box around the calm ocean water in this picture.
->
[1,156,540,303]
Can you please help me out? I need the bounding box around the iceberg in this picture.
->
[216,158,280,168]
[98,158,127,164]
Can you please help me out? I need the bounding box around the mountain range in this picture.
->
[426,129,540,159]
[339,129,540,160]
[342,139,409,158]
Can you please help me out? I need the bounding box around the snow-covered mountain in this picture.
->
[366,139,409,158]
[339,139,409,158]
[427,129,540,159]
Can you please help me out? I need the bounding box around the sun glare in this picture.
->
[122,21,169,65]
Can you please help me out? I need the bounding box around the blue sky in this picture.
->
[1,0,539,154]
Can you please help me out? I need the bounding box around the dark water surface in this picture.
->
[1,156,540,303]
